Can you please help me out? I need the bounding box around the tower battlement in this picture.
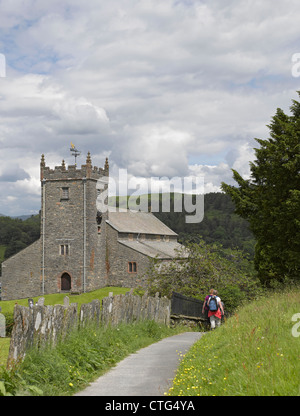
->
[40,153,109,181]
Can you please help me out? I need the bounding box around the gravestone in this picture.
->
[0,313,6,337]
[63,296,70,307]
[37,297,45,306]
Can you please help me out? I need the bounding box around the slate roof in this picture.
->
[118,239,188,259]
[106,209,188,259]
[106,210,177,236]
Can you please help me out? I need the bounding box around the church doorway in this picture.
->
[61,272,71,291]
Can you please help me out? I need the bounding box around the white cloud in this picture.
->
[0,0,299,214]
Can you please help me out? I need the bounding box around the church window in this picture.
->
[61,187,69,200]
[60,244,70,256]
[128,261,137,273]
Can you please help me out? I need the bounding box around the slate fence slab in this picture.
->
[7,291,171,368]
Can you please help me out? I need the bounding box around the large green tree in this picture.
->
[221,94,300,286]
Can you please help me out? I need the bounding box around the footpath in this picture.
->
[75,331,203,396]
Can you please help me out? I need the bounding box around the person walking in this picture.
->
[207,290,224,330]
[202,289,214,327]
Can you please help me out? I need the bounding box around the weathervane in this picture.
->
[70,142,81,166]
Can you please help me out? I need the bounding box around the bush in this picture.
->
[217,285,246,314]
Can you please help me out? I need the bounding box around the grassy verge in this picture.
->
[0,338,10,367]
[0,320,189,396]
[167,288,300,396]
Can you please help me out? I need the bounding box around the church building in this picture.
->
[0,153,186,300]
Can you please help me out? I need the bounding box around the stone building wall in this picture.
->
[1,240,41,300]
[40,155,108,295]
[105,224,150,288]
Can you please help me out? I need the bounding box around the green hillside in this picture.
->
[154,192,255,255]
[167,287,300,396]
[0,215,40,263]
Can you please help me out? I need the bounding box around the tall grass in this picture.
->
[0,338,9,367]
[167,288,300,396]
[0,320,188,396]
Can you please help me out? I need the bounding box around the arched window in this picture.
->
[61,272,71,291]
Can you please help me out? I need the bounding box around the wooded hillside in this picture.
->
[0,214,40,265]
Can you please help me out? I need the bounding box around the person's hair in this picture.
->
[213,290,218,295]
[209,289,214,294]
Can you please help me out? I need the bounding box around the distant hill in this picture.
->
[12,215,33,221]
[153,192,255,256]
[0,214,40,267]
[0,214,32,220]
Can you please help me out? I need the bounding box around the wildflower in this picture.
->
[69,383,74,387]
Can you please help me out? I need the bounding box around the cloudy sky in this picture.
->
[0,0,300,215]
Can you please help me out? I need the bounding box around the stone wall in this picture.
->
[7,301,78,368]
[40,156,109,295]
[101,291,170,326]
[7,291,171,368]
[1,240,42,301]
[105,224,150,288]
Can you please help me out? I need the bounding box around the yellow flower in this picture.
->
[69,383,73,387]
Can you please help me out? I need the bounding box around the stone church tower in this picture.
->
[1,152,185,301]
[40,153,109,294]
[1,153,110,300]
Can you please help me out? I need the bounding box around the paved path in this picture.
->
[75,332,203,396]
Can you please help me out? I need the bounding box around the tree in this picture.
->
[146,239,258,313]
[221,94,300,286]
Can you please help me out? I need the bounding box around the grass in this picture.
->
[0,320,189,396]
[166,288,300,396]
[0,338,10,367]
